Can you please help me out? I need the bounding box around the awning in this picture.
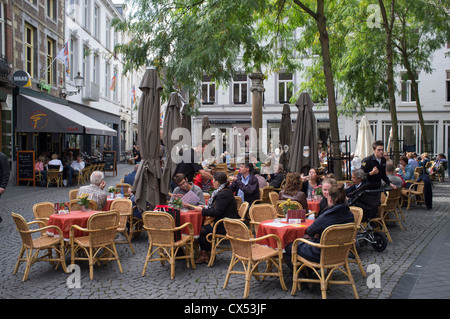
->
[17,94,117,136]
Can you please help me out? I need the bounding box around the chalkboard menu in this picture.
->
[103,151,117,176]
[17,151,35,187]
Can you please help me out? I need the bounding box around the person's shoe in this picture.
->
[195,251,210,264]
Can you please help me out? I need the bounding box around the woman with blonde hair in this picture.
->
[278,172,308,212]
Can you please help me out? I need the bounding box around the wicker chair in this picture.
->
[291,223,359,299]
[32,202,55,226]
[70,211,122,280]
[248,204,278,234]
[142,211,196,279]
[401,180,426,211]
[206,202,250,268]
[110,198,135,253]
[348,206,366,277]
[69,189,79,201]
[222,218,287,299]
[11,212,67,281]
[69,199,98,212]
[75,167,88,185]
[380,188,403,232]
[235,196,243,210]
[115,183,133,197]
[269,191,279,206]
[47,169,62,187]
[252,186,275,205]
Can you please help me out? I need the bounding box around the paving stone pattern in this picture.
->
[1,164,449,299]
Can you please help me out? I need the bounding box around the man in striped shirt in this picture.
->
[77,170,107,210]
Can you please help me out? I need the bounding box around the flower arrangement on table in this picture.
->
[170,193,184,210]
[108,186,117,194]
[313,185,323,197]
[278,199,301,215]
[77,193,90,209]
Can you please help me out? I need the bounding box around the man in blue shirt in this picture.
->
[124,164,139,186]
[229,162,260,205]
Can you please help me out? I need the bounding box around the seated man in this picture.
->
[383,161,403,189]
[268,163,284,188]
[171,173,206,207]
[229,162,260,206]
[346,168,381,222]
[71,156,86,178]
[77,171,107,210]
[124,164,139,186]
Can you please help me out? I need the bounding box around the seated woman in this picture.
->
[278,172,308,213]
[317,177,337,217]
[398,155,415,184]
[301,168,322,199]
[34,155,47,186]
[284,184,354,268]
[192,171,239,264]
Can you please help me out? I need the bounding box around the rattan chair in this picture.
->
[75,167,88,185]
[380,188,403,231]
[348,206,366,277]
[291,223,359,299]
[11,212,67,281]
[206,202,250,268]
[142,211,196,279]
[110,198,135,253]
[70,211,122,280]
[47,169,62,187]
[69,189,79,201]
[32,202,55,226]
[222,218,287,299]
[234,196,243,210]
[252,186,275,205]
[401,180,426,211]
[115,183,133,197]
[248,203,278,234]
[269,191,279,206]
[69,199,98,212]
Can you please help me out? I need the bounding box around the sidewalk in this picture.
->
[391,207,450,299]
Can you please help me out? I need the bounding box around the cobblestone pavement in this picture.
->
[1,164,449,301]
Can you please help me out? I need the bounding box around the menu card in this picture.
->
[287,209,306,224]
[181,190,201,205]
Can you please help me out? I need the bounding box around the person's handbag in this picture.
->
[154,205,181,241]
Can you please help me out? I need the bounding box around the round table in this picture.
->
[256,219,314,250]
[47,210,99,240]
[180,210,204,238]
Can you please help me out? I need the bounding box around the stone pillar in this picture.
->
[249,72,265,159]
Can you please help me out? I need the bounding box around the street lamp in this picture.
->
[60,71,84,98]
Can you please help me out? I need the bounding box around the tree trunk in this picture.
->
[316,12,342,180]
[379,0,400,165]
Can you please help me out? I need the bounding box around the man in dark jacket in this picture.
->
[361,140,397,190]
[229,162,260,205]
[346,169,381,222]
[0,152,10,223]
[268,164,284,188]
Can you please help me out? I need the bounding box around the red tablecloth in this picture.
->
[307,200,321,213]
[103,198,114,211]
[180,210,203,238]
[256,219,314,250]
[47,210,99,240]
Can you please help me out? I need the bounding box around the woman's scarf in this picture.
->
[206,183,227,209]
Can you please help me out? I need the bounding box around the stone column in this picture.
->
[249,72,265,159]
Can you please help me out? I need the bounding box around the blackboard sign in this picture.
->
[103,151,117,176]
[17,151,35,187]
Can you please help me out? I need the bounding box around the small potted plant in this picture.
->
[278,198,301,215]
[77,193,90,211]
[107,186,116,199]
[170,193,184,211]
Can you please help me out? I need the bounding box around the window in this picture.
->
[201,75,215,104]
[278,72,293,103]
[82,45,90,85]
[105,17,111,50]
[93,53,99,84]
[46,38,55,84]
[46,0,56,20]
[25,23,35,77]
[233,73,247,104]
[105,62,110,99]
[83,0,90,30]
[446,71,450,102]
[401,72,418,102]
[69,36,78,81]
[93,4,99,39]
